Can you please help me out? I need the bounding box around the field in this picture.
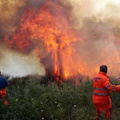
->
[0,76,120,120]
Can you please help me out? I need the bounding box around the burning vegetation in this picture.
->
[4,0,87,81]
[1,0,120,81]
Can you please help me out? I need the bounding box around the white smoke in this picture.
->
[63,0,120,28]
[0,44,45,77]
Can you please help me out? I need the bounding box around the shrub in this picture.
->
[0,76,119,119]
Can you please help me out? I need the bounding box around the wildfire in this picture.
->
[4,0,120,81]
[4,0,86,80]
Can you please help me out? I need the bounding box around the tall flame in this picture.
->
[4,0,120,80]
[4,1,86,80]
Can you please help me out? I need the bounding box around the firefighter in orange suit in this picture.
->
[0,71,9,106]
[93,65,120,120]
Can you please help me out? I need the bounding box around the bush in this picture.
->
[0,76,119,119]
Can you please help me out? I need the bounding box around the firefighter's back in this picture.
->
[93,72,111,105]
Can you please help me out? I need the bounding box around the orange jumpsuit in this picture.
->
[93,72,120,120]
[0,89,9,105]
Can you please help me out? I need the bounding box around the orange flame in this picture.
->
[4,1,84,80]
[4,0,120,81]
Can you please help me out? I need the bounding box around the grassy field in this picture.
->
[0,76,120,120]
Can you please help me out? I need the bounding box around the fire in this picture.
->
[5,1,81,79]
[4,0,120,81]
[4,0,86,80]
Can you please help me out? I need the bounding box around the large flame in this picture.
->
[4,0,120,80]
[4,1,87,80]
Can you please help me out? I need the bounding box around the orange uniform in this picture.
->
[93,72,120,120]
[0,89,9,105]
[0,89,6,96]
[0,73,9,106]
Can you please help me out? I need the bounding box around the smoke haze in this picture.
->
[0,43,45,76]
[0,0,120,77]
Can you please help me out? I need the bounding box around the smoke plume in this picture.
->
[0,0,120,77]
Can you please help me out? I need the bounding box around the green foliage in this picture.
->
[0,76,120,119]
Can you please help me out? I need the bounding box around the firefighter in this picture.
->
[0,71,9,106]
[93,65,120,120]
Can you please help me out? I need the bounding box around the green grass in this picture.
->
[0,76,120,120]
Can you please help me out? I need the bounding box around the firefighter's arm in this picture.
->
[104,79,120,92]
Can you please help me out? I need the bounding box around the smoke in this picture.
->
[0,43,45,77]
[0,0,119,33]
[0,0,48,76]
[62,0,120,27]
[0,0,26,38]
[63,0,120,76]
[0,0,120,77]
